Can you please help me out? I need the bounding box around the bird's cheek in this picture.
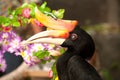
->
[60,39,72,47]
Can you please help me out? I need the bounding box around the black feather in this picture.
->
[56,26,102,80]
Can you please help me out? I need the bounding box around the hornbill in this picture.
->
[22,7,103,80]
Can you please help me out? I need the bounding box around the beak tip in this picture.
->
[21,40,28,45]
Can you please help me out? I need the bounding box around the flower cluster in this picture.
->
[0,1,66,80]
[0,30,21,55]
[0,30,21,71]
[20,43,63,66]
[0,30,64,69]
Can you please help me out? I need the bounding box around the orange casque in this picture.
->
[34,7,78,38]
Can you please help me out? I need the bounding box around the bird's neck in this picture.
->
[56,50,74,80]
[57,50,74,66]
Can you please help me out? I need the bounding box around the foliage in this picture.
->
[101,69,113,80]
[0,1,65,80]
[0,2,65,28]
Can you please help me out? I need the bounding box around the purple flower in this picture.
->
[20,44,41,66]
[0,30,65,67]
[0,58,7,72]
[0,51,3,59]
[19,42,65,66]
[0,31,11,52]
[0,30,22,55]
[0,51,7,72]
[30,43,45,52]
[8,36,21,55]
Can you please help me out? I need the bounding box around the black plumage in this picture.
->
[56,26,102,80]
[0,52,23,77]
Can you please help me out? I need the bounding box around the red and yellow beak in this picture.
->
[34,7,78,32]
[22,7,78,45]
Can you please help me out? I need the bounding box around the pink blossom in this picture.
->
[34,19,44,27]
[0,57,7,72]
[48,70,53,78]
[22,8,31,18]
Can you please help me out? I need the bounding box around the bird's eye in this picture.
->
[71,33,78,40]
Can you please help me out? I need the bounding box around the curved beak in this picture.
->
[21,30,67,45]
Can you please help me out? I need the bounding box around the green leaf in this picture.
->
[0,16,4,24]
[20,18,29,26]
[45,7,51,12]
[8,8,12,15]
[30,8,35,17]
[29,2,37,8]
[52,9,65,19]
[12,21,20,27]
[33,50,50,59]
[51,62,58,80]
[39,1,51,13]
[2,18,11,26]
[59,48,65,54]
[0,28,2,31]
[21,3,29,8]
[21,2,36,9]
[40,1,47,9]
[14,7,23,15]
[41,59,47,64]
[0,16,10,26]
[101,69,113,80]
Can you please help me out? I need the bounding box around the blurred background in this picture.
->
[0,0,120,80]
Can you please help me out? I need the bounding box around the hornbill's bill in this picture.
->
[22,7,103,80]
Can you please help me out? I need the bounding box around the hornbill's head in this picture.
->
[61,26,95,59]
[21,7,95,59]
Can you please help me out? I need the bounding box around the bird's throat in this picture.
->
[56,50,74,80]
